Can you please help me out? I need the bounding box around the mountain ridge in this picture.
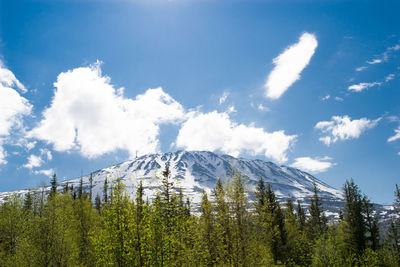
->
[0,150,394,220]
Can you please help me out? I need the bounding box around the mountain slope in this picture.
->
[2,150,395,220]
[1,151,349,216]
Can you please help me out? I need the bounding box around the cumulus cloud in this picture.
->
[0,61,32,165]
[348,82,381,92]
[388,127,400,142]
[291,156,335,174]
[175,111,296,163]
[23,154,44,169]
[23,148,52,169]
[265,32,318,100]
[315,115,380,145]
[29,62,186,158]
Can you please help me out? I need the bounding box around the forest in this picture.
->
[0,165,399,266]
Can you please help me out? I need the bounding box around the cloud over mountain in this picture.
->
[29,62,186,158]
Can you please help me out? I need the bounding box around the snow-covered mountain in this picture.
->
[0,151,394,220]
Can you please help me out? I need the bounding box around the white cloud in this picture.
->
[334,96,344,102]
[23,154,43,169]
[0,61,27,93]
[348,82,381,92]
[264,32,318,99]
[388,127,400,142]
[0,61,32,165]
[321,95,330,101]
[227,105,237,113]
[26,141,36,151]
[291,156,335,174]
[29,62,186,158]
[33,168,54,177]
[366,43,400,65]
[367,59,383,65]
[23,148,52,169]
[219,91,229,105]
[257,104,270,112]
[355,66,368,72]
[0,140,6,165]
[315,115,380,145]
[175,111,296,163]
[385,74,395,82]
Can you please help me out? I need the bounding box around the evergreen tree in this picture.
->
[23,192,33,211]
[264,183,286,264]
[362,196,379,251]
[342,179,366,255]
[296,199,306,231]
[135,181,145,267]
[199,190,216,265]
[255,176,266,217]
[103,178,108,204]
[213,178,232,265]
[50,173,57,199]
[308,181,327,240]
[228,171,249,265]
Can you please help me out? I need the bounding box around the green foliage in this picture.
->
[0,172,399,266]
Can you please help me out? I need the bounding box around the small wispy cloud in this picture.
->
[388,127,400,142]
[366,43,400,65]
[257,104,270,112]
[321,95,330,101]
[291,156,335,174]
[219,91,229,105]
[265,32,318,99]
[385,73,395,82]
[334,96,344,102]
[348,82,381,92]
[355,66,368,72]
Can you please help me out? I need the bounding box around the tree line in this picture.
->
[0,165,399,266]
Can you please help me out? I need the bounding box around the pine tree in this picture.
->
[24,192,33,211]
[296,200,306,231]
[255,177,266,217]
[342,179,366,255]
[264,183,286,264]
[135,181,145,267]
[362,196,379,251]
[50,173,57,199]
[103,178,108,204]
[213,178,232,265]
[228,171,249,265]
[199,190,216,265]
[308,181,327,240]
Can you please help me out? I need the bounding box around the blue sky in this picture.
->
[0,0,399,204]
